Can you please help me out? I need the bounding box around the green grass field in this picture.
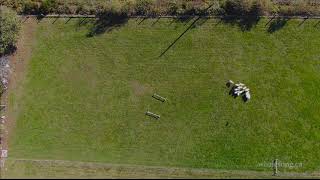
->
[8,17,320,173]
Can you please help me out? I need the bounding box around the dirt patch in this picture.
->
[4,158,320,179]
[0,17,38,172]
[130,80,152,97]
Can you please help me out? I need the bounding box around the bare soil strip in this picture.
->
[3,158,320,179]
[0,17,37,175]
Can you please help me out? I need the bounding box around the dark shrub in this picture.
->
[0,6,21,55]
[167,0,178,15]
[278,0,314,16]
[134,0,155,16]
[87,7,129,37]
[23,1,40,15]
[39,0,58,15]
[221,0,264,31]
[223,0,254,16]
[1,0,320,16]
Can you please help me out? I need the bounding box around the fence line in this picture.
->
[19,14,320,19]
[20,14,96,18]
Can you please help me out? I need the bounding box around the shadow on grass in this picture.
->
[158,3,216,57]
[220,15,260,31]
[36,14,45,24]
[138,17,147,25]
[267,17,288,33]
[77,17,89,26]
[22,16,29,23]
[175,16,194,25]
[151,17,161,26]
[52,17,59,24]
[298,17,308,27]
[75,17,94,31]
[86,11,128,37]
[159,17,202,57]
[167,16,195,30]
[65,17,72,24]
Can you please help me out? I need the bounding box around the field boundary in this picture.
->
[3,158,320,179]
[20,14,320,19]
[2,16,320,179]
[0,18,38,178]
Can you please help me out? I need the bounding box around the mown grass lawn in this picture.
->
[9,17,320,172]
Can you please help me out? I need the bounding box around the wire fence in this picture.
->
[19,14,320,19]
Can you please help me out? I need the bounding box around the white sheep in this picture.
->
[245,91,251,100]
[226,80,234,88]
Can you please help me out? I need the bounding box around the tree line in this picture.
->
[0,0,320,17]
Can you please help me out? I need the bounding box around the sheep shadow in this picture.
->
[86,11,128,37]
[267,17,288,33]
[242,94,249,102]
[228,86,238,99]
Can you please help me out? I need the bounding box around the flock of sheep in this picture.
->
[226,80,251,102]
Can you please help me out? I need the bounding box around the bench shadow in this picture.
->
[267,17,288,33]
[86,11,128,37]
